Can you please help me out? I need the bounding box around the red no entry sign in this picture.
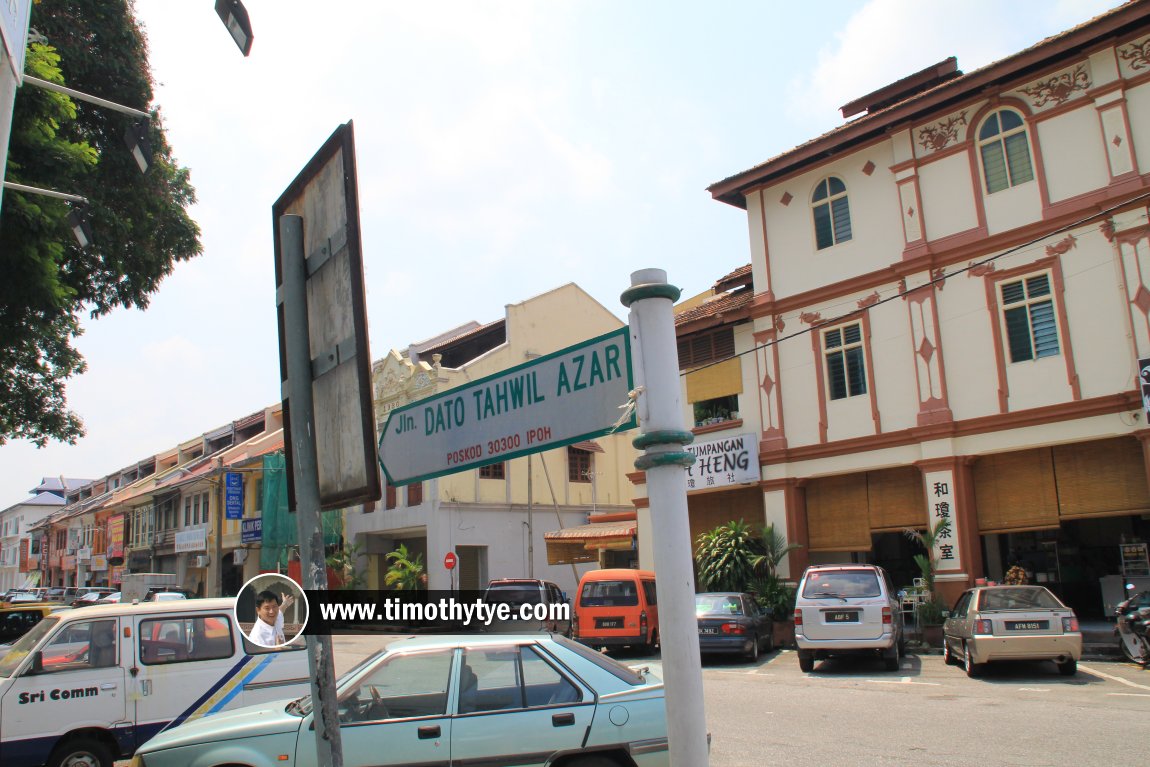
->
[444,551,457,570]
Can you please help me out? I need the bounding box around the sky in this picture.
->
[0,0,1125,510]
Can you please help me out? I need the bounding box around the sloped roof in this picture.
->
[708,0,1149,207]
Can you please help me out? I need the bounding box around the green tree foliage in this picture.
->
[384,543,426,591]
[0,0,201,446]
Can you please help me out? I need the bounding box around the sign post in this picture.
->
[378,328,635,485]
[620,268,709,766]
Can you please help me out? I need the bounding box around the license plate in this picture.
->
[699,627,718,635]
[1005,620,1049,631]
[596,618,622,629]
[825,611,859,623]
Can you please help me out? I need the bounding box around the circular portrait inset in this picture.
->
[235,573,308,648]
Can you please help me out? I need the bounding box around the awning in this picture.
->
[543,520,636,565]
[569,440,604,453]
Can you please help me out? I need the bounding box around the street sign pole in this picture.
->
[279,214,343,767]
[621,268,709,767]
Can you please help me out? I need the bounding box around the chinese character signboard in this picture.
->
[225,472,244,520]
[923,469,961,571]
[18,538,28,572]
[1121,542,1150,578]
[684,433,758,491]
[108,514,125,560]
[1140,357,1150,422]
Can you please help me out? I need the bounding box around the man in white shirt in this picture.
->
[248,590,289,647]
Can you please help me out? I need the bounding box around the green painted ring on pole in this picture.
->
[634,451,696,470]
[632,430,695,449]
[620,282,681,307]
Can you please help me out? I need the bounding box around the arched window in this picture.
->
[978,109,1034,194]
[812,176,852,250]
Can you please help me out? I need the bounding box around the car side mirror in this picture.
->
[941,610,950,619]
[24,651,44,675]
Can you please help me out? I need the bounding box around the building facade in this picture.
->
[352,283,639,595]
[699,1,1150,617]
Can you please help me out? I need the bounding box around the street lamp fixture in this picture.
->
[215,0,254,56]
[123,120,152,174]
[66,206,94,249]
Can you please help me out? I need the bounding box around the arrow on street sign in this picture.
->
[379,327,636,485]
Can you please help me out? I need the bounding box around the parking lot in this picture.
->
[330,636,1150,766]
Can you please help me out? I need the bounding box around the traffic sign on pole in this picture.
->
[444,551,457,570]
[378,327,635,485]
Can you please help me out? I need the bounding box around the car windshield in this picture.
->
[978,587,1064,611]
[0,615,60,677]
[695,595,744,616]
[288,649,387,716]
[485,586,542,606]
[579,580,638,607]
[802,570,881,598]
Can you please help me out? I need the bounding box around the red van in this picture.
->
[573,568,659,651]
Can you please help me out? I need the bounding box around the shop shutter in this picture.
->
[688,488,764,553]
[867,467,926,532]
[1053,437,1150,519]
[685,357,743,404]
[973,448,1059,533]
[806,473,871,552]
[456,546,482,591]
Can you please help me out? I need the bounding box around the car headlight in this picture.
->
[127,755,147,767]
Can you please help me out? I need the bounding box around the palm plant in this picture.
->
[384,543,425,591]
[694,520,760,592]
[903,517,951,596]
[750,522,802,580]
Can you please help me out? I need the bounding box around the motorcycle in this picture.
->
[1115,589,1150,666]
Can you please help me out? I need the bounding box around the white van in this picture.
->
[0,598,311,767]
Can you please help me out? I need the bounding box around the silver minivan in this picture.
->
[793,564,905,672]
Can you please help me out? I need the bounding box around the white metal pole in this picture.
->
[621,268,709,766]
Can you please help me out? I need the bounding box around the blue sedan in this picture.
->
[696,592,774,661]
[128,634,670,767]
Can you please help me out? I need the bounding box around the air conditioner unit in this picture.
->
[192,554,210,568]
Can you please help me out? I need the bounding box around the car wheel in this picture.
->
[943,639,956,666]
[882,643,899,671]
[798,650,814,673]
[1057,658,1077,676]
[746,633,760,662]
[763,627,774,654]
[46,737,113,767]
[641,629,659,654]
[963,643,982,678]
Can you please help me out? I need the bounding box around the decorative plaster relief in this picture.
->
[968,262,996,278]
[1019,62,1091,109]
[915,111,968,154]
[857,291,880,309]
[799,311,822,325]
[1045,233,1078,257]
[1118,36,1150,76]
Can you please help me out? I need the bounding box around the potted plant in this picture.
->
[903,518,951,646]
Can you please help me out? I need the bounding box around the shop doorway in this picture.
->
[870,532,924,592]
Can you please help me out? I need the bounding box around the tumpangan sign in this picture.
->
[379,328,635,485]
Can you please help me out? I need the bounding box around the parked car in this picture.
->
[0,604,71,645]
[0,592,47,606]
[695,592,773,661]
[573,568,660,651]
[131,633,670,767]
[71,590,117,608]
[96,592,122,605]
[942,584,1082,677]
[482,578,572,636]
[793,564,905,672]
[146,591,188,602]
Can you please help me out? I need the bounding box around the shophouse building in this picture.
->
[696,1,1150,616]
[0,478,79,591]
